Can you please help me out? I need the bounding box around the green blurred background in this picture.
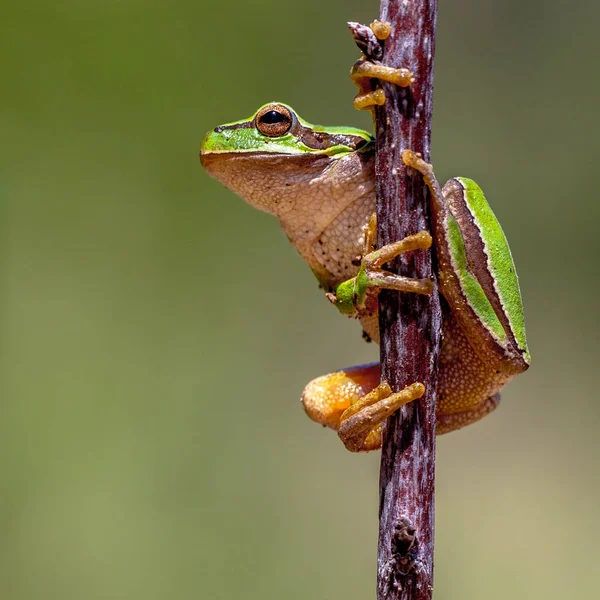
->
[1,1,598,598]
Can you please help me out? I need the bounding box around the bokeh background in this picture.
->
[2,1,598,598]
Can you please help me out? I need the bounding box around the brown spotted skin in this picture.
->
[437,301,510,418]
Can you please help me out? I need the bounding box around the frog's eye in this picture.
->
[255,105,293,137]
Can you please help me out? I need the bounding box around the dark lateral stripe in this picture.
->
[297,127,371,151]
[445,179,519,351]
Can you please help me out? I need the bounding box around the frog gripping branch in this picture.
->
[200,3,529,597]
[200,104,529,439]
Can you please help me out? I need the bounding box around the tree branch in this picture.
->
[351,2,440,598]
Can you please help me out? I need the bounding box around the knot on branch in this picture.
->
[392,516,416,558]
[348,21,384,62]
[378,517,425,597]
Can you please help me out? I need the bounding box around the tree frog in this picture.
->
[200,102,530,452]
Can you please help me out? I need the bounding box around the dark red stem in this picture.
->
[351,1,440,597]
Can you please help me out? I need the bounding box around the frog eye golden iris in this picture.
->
[255,104,293,137]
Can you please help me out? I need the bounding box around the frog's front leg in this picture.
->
[329,221,434,316]
[301,364,424,452]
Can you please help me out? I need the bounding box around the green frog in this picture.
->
[200,102,530,451]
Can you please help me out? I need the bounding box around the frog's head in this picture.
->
[200,103,373,215]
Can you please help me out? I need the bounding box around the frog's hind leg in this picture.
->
[301,364,425,452]
[301,352,501,449]
[435,308,509,434]
[436,394,501,435]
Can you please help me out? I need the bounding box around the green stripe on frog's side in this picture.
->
[453,178,530,363]
[447,214,506,343]
[201,103,373,158]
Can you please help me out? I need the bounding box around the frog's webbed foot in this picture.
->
[338,381,425,452]
[331,220,433,315]
[351,59,415,111]
[350,21,414,112]
[348,21,414,110]
[362,229,433,292]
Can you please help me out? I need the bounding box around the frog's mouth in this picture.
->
[200,148,334,177]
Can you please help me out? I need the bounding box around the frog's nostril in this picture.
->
[214,126,224,133]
